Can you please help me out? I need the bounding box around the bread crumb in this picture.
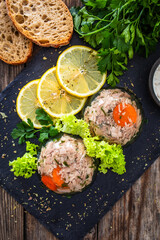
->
[0,112,7,119]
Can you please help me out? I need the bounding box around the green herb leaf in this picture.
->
[136,27,145,45]
[11,121,36,143]
[27,118,34,128]
[11,108,58,144]
[49,126,59,137]
[38,132,49,142]
[82,0,107,9]
[35,108,53,125]
[121,25,130,43]
[107,73,120,87]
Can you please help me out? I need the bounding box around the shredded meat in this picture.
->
[38,134,95,193]
[84,89,142,145]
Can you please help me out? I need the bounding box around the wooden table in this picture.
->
[0,1,160,239]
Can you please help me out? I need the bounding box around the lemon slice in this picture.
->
[56,45,107,98]
[37,67,87,118]
[16,79,42,128]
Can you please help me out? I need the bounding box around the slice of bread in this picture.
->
[0,0,32,64]
[6,0,73,47]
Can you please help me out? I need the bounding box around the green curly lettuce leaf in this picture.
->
[55,115,91,139]
[9,141,39,178]
[83,137,126,174]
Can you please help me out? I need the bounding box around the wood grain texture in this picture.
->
[0,0,160,240]
[0,61,24,92]
[25,212,57,240]
[0,187,24,240]
[98,159,160,240]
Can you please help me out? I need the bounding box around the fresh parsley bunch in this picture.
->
[71,0,160,86]
[11,108,58,144]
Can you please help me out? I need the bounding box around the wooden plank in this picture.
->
[98,157,160,240]
[24,212,97,240]
[84,226,97,240]
[25,212,57,240]
[0,187,24,240]
[0,61,24,91]
[0,61,24,240]
[65,0,82,8]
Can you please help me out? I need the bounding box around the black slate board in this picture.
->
[0,33,160,240]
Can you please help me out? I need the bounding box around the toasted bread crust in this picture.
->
[6,0,73,47]
[0,40,33,65]
[0,0,33,65]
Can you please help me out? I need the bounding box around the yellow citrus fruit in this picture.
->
[56,45,107,98]
[16,79,42,128]
[37,67,87,118]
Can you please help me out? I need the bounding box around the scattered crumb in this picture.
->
[0,112,7,119]
[46,207,51,211]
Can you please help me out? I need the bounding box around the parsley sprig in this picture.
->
[71,0,160,86]
[11,108,58,144]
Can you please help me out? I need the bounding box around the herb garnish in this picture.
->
[63,161,69,167]
[71,0,160,86]
[11,108,58,144]
[54,159,60,165]
[101,107,106,116]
